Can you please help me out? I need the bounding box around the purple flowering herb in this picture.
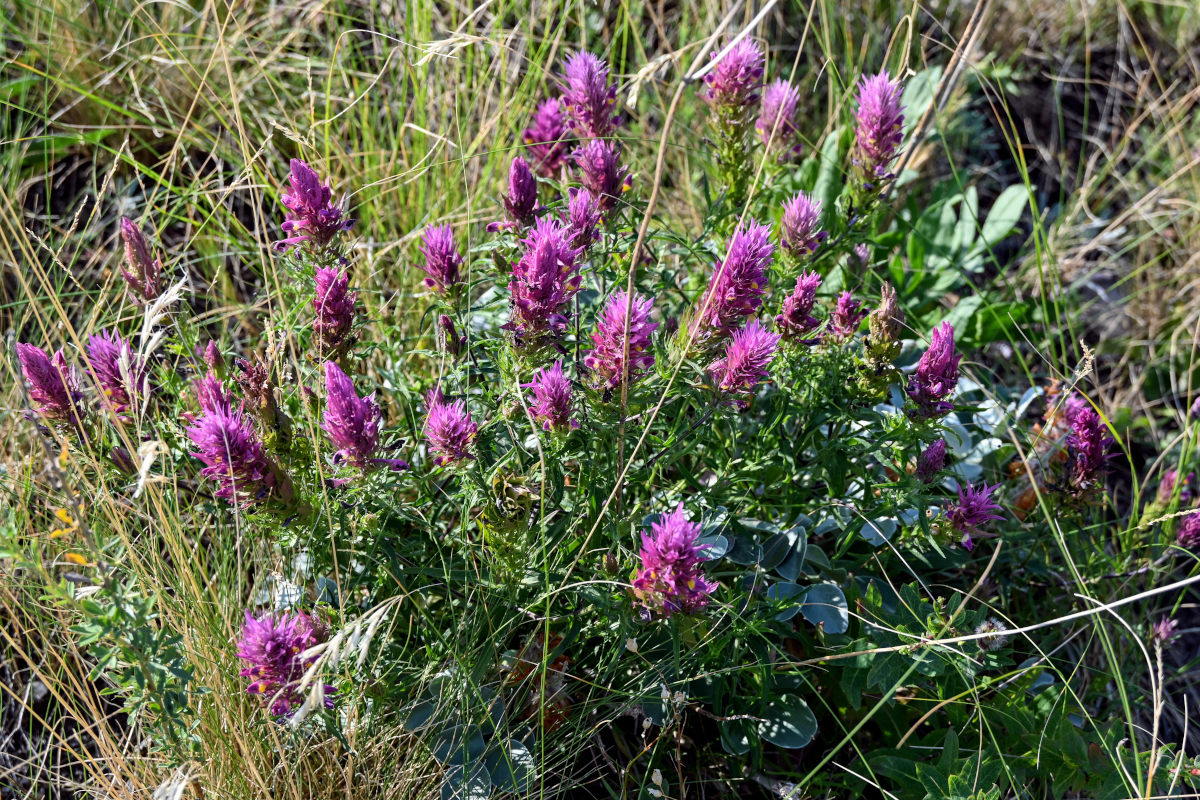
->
[323,361,407,472]
[1065,404,1114,492]
[16,343,85,424]
[274,159,354,252]
[237,611,334,717]
[850,244,872,272]
[708,320,780,405]
[565,188,602,251]
[1151,616,1179,645]
[702,38,764,112]
[523,97,571,177]
[424,387,478,466]
[418,223,463,295]
[780,192,826,257]
[583,290,658,391]
[1191,396,1200,420]
[193,371,233,417]
[945,481,1005,550]
[915,439,948,482]
[1179,512,1200,550]
[561,51,619,139]
[632,503,718,619]
[905,322,961,420]
[827,291,867,341]
[506,218,583,341]
[1158,469,1195,505]
[696,221,774,339]
[85,329,151,415]
[118,217,163,304]
[573,139,632,212]
[201,340,224,373]
[313,267,358,356]
[186,404,277,506]
[756,79,803,156]
[524,359,579,433]
[775,271,822,342]
[853,71,905,189]
[488,156,540,232]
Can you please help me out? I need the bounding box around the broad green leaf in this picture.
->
[801,584,849,634]
[757,694,817,749]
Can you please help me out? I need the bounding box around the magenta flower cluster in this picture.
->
[906,322,960,420]
[506,218,582,340]
[945,481,1005,550]
[424,388,477,466]
[702,39,764,112]
[915,439,948,482]
[313,267,357,355]
[1065,403,1114,492]
[828,292,867,341]
[853,72,905,185]
[775,271,822,341]
[696,222,774,338]
[323,362,407,472]
[756,79,802,156]
[561,51,620,140]
[633,503,717,618]
[1178,512,1200,550]
[418,224,463,295]
[584,291,658,390]
[709,320,780,404]
[525,360,578,432]
[780,192,826,257]
[186,401,276,507]
[523,98,571,177]
[237,611,333,717]
[275,159,354,252]
[85,329,150,416]
[574,139,631,212]
[16,343,85,424]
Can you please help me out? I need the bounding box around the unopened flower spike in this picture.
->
[418,223,463,296]
[323,361,407,472]
[906,322,960,420]
[488,156,540,232]
[313,267,358,357]
[16,343,86,425]
[119,217,164,304]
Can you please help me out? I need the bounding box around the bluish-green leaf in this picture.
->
[801,584,849,634]
[757,694,817,749]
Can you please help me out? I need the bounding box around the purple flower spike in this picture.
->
[488,156,540,233]
[1066,403,1114,492]
[780,192,825,257]
[906,322,960,420]
[85,329,151,415]
[633,503,717,619]
[16,343,84,423]
[697,222,774,338]
[756,80,802,155]
[561,51,620,139]
[424,388,478,467]
[323,361,407,473]
[275,159,353,252]
[946,481,1005,550]
[853,71,905,186]
[119,217,163,304]
[418,223,463,295]
[584,291,658,391]
[525,360,578,433]
[828,292,866,341]
[915,439,947,482]
[1178,512,1200,550]
[1152,616,1179,645]
[702,39,764,111]
[573,139,632,212]
[313,267,357,355]
[775,271,822,341]
[193,371,233,417]
[565,188,602,250]
[237,611,334,717]
[523,98,571,177]
[187,405,276,506]
[506,218,583,341]
[708,320,780,404]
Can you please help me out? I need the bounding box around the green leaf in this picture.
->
[757,694,817,749]
[486,740,536,794]
[442,764,491,800]
[720,718,753,755]
[766,582,806,621]
[978,185,1028,249]
[801,584,849,634]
